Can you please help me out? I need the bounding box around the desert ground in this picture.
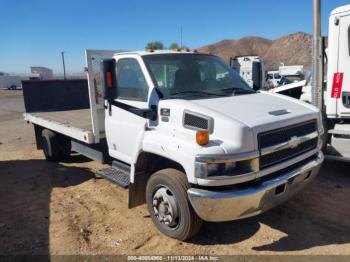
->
[0,89,350,256]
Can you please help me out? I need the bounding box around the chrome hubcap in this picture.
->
[152,187,179,227]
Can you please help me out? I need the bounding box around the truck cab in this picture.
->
[266,70,281,88]
[230,55,265,90]
[326,5,350,119]
[317,4,350,160]
[24,49,324,240]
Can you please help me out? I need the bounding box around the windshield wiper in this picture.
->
[169,90,227,97]
[220,87,256,94]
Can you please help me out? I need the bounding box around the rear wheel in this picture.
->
[146,169,202,240]
[42,129,60,161]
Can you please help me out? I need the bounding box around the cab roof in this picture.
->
[331,4,350,16]
[115,49,206,57]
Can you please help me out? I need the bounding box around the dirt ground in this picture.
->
[0,89,350,256]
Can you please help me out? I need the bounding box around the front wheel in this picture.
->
[146,169,202,240]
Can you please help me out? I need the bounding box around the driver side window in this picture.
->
[116,58,148,101]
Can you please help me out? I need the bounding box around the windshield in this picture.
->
[143,54,253,99]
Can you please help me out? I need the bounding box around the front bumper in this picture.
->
[187,151,324,222]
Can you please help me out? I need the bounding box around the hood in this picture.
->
[189,91,318,134]
[157,92,320,155]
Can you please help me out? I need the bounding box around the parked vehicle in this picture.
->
[23,49,324,240]
[266,70,281,88]
[0,75,21,90]
[269,79,308,101]
[279,65,304,78]
[317,4,350,160]
[268,66,314,101]
[280,2,350,162]
[230,55,265,90]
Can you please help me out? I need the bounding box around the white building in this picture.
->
[30,66,53,80]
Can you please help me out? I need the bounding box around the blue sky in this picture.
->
[1,0,349,74]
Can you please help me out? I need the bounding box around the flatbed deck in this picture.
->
[24,109,95,144]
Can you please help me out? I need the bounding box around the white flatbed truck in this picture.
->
[24,49,324,240]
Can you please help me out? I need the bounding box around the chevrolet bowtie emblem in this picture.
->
[289,136,301,149]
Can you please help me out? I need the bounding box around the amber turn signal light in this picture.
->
[196,131,209,145]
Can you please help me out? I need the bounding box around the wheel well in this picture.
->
[135,152,185,175]
[33,125,72,151]
[128,152,186,208]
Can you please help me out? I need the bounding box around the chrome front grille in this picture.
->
[258,120,318,169]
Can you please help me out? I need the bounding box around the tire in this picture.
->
[58,135,71,159]
[146,169,202,240]
[42,129,61,161]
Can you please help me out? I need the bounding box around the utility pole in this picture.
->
[312,0,323,110]
[61,51,66,80]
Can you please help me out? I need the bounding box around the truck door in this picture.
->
[336,15,350,117]
[105,54,152,164]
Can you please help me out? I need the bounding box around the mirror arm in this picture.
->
[128,105,157,121]
[108,100,157,121]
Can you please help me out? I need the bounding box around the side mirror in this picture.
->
[101,59,117,101]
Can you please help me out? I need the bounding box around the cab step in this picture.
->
[96,160,130,188]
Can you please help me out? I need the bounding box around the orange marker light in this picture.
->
[106,72,113,88]
[196,131,209,146]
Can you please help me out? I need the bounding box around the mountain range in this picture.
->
[198,32,312,70]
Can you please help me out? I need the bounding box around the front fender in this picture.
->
[130,130,225,184]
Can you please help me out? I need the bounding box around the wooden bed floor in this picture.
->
[30,109,92,131]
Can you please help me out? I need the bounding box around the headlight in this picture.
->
[206,162,237,177]
[195,158,259,179]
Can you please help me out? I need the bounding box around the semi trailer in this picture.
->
[23,49,324,240]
